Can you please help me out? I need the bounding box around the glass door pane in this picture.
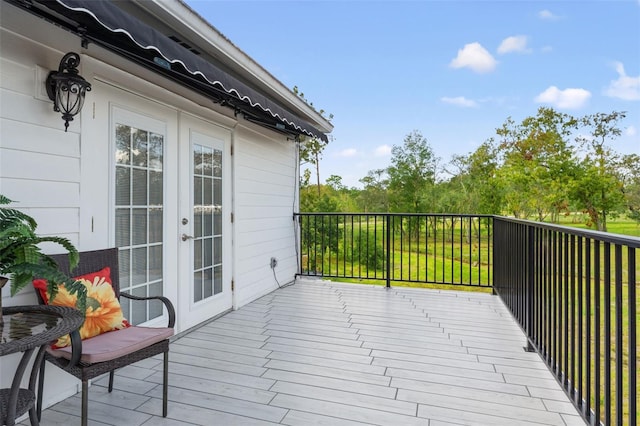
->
[115,122,164,324]
[192,143,223,303]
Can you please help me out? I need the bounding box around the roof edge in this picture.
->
[140,0,333,134]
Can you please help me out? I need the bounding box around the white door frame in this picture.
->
[177,112,233,331]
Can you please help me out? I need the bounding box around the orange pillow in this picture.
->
[33,267,130,348]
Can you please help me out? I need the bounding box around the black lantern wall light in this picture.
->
[46,52,92,132]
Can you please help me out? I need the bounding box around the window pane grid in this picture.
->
[115,123,164,325]
[193,142,223,303]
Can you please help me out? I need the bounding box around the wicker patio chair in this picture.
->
[34,248,175,426]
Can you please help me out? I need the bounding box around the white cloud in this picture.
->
[374,145,392,157]
[441,96,477,107]
[497,35,531,54]
[337,148,357,157]
[538,9,559,20]
[449,42,497,73]
[534,86,591,109]
[604,61,640,101]
[626,125,637,136]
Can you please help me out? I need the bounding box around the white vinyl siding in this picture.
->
[232,123,299,307]
[0,33,82,307]
[0,16,86,410]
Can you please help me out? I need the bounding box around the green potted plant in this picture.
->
[0,195,86,318]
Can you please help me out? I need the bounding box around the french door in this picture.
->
[111,103,231,332]
[177,114,232,330]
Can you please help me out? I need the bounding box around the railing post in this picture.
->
[386,214,391,288]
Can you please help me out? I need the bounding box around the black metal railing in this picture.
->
[296,212,638,425]
[295,213,493,288]
[494,217,638,426]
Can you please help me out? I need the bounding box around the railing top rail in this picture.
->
[495,215,640,247]
[294,212,494,218]
[295,212,639,247]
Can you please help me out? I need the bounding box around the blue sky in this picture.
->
[184,0,640,188]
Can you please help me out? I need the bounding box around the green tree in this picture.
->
[571,111,627,231]
[324,175,359,212]
[293,86,333,199]
[358,169,389,212]
[620,153,640,224]
[443,140,503,214]
[300,171,356,213]
[325,175,346,192]
[299,168,319,212]
[387,130,439,213]
[299,137,329,197]
[495,107,578,221]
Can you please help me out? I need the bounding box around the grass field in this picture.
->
[555,215,640,237]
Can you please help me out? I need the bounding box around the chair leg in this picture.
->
[163,350,169,417]
[108,370,115,393]
[36,354,46,422]
[81,380,89,426]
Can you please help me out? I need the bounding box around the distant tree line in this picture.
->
[300,107,640,232]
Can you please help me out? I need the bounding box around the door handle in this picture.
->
[181,233,194,241]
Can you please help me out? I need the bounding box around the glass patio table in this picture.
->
[1,305,83,426]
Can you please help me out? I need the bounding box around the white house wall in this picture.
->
[0,18,84,307]
[233,124,299,308]
[0,8,90,411]
[1,1,303,414]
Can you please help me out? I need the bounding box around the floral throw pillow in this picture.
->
[33,266,130,348]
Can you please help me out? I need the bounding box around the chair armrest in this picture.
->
[120,293,176,328]
[67,328,82,369]
[49,328,82,370]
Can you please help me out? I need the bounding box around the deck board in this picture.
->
[27,279,586,425]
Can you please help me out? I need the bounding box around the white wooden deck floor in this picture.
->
[27,279,586,426]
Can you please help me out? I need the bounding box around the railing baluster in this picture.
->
[433,216,438,282]
[459,215,463,283]
[577,236,583,410]
[408,216,412,281]
[385,214,390,288]
[615,244,623,425]
[628,247,637,426]
[594,240,601,424]
[585,238,592,418]
[570,234,576,400]
[352,216,367,277]
[468,217,472,284]
[476,217,482,285]
[450,217,455,283]
[545,230,553,365]
[537,227,542,350]
[553,230,559,376]
[489,218,493,286]
[425,216,429,283]
[314,215,318,275]
[604,242,611,426]
[527,225,534,350]
[564,233,570,390]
